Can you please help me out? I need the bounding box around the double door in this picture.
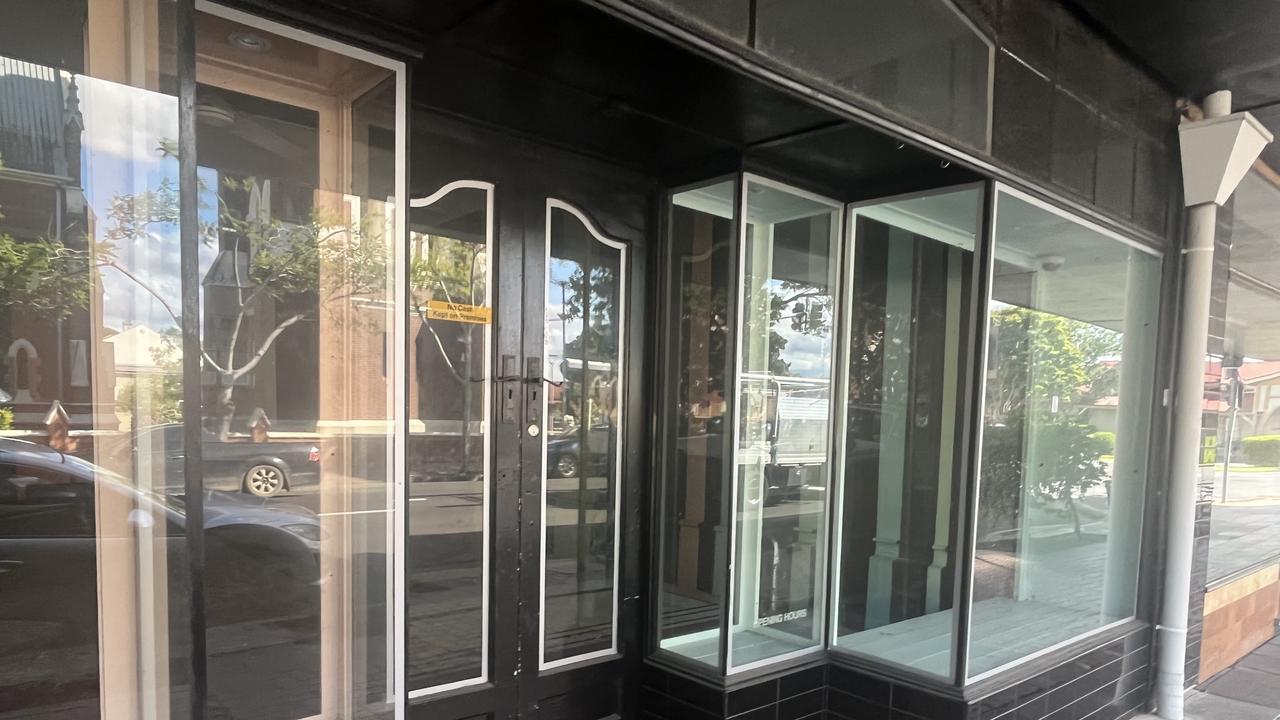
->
[404,113,649,720]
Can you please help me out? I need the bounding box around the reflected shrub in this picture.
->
[1089,431,1116,453]
[1241,434,1280,467]
[979,415,1110,542]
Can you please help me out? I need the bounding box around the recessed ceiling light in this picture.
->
[228,31,271,53]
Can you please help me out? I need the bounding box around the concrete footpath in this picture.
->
[1179,635,1280,719]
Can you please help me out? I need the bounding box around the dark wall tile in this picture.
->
[753,0,992,149]
[1054,10,1105,107]
[998,0,1056,73]
[828,665,892,705]
[733,705,778,720]
[993,50,1053,181]
[781,667,826,698]
[828,687,892,720]
[975,686,1019,719]
[729,679,778,715]
[1097,49,1141,121]
[953,0,998,37]
[669,696,723,720]
[642,686,669,716]
[1050,87,1099,198]
[893,686,965,719]
[779,689,824,720]
[1094,120,1135,219]
[647,0,752,43]
[1133,138,1170,235]
[1136,77,1175,142]
[1013,695,1047,719]
[667,672,727,714]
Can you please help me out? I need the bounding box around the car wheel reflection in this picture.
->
[554,453,578,479]
[244,463,286,497]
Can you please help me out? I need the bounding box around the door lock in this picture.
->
[501,354,519,424]
[525,356,542,428]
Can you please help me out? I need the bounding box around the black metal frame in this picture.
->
[951,180,998,686]
[175,2,208,718]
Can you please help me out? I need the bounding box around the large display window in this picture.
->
[652,177,1164,686]
[967,187,1160,680]
[0,2,407,717]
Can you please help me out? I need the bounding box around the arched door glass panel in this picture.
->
[407,181,494,695]
[540,200,627,668]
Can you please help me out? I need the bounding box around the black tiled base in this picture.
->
[642,627,1154,720]
[641,663,826,720]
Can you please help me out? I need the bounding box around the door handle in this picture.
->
[0,560,24,574]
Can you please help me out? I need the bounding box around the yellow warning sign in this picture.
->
[426,300,492,324]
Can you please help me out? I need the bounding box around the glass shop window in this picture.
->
[830,185,982,678]
[0,2,405,717]
[654,179,737,668]
[968,189,1160,679]
[0,4,191,716]
[654,175,842,674]
[728,177,841,671]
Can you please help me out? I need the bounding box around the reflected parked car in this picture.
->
[546,424,613,478]
[0,438,322,716]
[123,423,320,497]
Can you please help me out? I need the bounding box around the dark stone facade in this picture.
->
[612,0,1181,246]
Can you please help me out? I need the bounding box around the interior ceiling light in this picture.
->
[228,31,271,53]
[195,93,235,128]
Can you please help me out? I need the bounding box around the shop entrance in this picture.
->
[403,112,651,720]
[398,1,977,716]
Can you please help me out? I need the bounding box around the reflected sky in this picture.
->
[80,73,256,334]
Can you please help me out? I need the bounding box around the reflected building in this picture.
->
[0,56,102,431]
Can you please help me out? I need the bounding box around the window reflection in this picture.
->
[730,178,840,670]
[1207,169,1280,582]
[832,186,980,677]
[407,183,491,692]
[655,181,736,667]
[969,190,1159,678]
[0,4,403,718]
[0,5,191,716]
[191,12,400,716]
[541,202,625,666]
[754,0,992,150]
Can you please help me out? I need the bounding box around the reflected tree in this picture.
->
[5,142,391,438]
[101,163,390,438]
[979,306,1118,539]
[0,158,92,387]
[410,231,485,475]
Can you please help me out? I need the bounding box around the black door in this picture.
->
[406,111,651,720]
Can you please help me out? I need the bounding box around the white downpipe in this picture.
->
[1154,194,1217,720]
[1156,89,1264,719]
